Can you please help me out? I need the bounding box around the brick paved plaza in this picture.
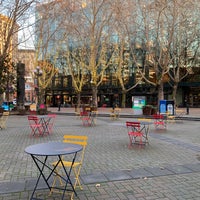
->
[0,108,200,199]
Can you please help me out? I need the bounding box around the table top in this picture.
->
[36,115,50,119]
[25,141,82,156]
[140,121,152,125]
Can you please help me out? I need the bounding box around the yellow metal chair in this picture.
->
[166,111,175,123]
[50,135,88,199]
[114,108,121,119]
[175,109,185,122]
[0,112,9,129]
[110,108,116,120]
[110,108,121,120]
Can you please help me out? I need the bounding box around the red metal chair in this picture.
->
[126,121,143,148]
[27,115,43,136]
[153,114,166,129]
[80,111,91,126]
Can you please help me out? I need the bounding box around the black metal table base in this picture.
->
[30,154,77,200]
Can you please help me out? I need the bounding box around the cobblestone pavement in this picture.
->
[0,108,200,199]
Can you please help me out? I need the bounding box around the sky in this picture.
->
[0,0,36,50]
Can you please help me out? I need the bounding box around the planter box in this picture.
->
[142,105,152,115]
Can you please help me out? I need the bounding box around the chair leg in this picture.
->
[70,166,83,200]
[72,167,83,190]
[30,127,36,136]
[82,118,91,126]
[50,166,83,199]
[128,135,133,148]
[49,168,64,196]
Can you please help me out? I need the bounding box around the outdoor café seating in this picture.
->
[110,108,121,120]
[27,115,43,136]
[175,109,185,121]
[163,111,176,123]
[50,135,88,200]
[153,114,167,129]
[80,111,91,126]
[27,114,56,136]
[126,121,144,148]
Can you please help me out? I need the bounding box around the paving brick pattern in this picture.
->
[0,108,200,199]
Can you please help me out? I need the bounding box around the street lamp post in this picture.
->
[34,66,42,111]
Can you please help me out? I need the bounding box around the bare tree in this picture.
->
[134,0,200,108]
[78,0,114,107]
[57,0,115,108]
[0,0,36,58]
[34,0,72,106]
[168,0,200,107]
[34,60,57,105]
[34,0,200,110]
[0,0,36,104]
[140,1,172,103]
[110,0,144,108]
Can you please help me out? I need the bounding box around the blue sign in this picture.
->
[159,100,167,113]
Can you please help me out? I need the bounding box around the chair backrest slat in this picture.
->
[63,135,88,163]
[126,121,140,128]
[63,135,88,146]
[28,115,40,125]
[153,114,164,120]
[126,121,141,133]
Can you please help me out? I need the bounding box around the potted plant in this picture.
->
[38,104,47,115]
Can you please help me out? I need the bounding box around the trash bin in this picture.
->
[166,100,174,115]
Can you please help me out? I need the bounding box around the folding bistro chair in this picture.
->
[27,115,43,136]
[110,108,120,120]
[51,135,88,200]
[114,108,121,119]
[110,108,116,120]
[126,121,143,147]
[80,111,91,126]
[165,111,175,123]
[0,112,9,129]
[175,109,185,122]
[153,114,166,129]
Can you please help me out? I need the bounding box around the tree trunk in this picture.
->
[121,90,126,108]
[92,85,98,108]
[40,89,45,104]
[172,83,178,107]
[157,82,164,107]
[77,92,81,108]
